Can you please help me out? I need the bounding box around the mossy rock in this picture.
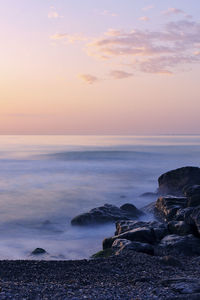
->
[91,248,113,259]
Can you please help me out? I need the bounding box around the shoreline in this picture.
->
[0,253,199,299]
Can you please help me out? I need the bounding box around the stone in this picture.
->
[155,234,200,256]
[112,238,154,255]
[31,248,47,255]
[168,221,193,236]
[158,166,200,196]
[71,203,143,226]
[141,201,156,214]
[183,185,200,197]
[187,195,200,207]
[155,196,187,222]
[103,220,168,250]
[185,206,200,235]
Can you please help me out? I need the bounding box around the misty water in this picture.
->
[0,135,200,260]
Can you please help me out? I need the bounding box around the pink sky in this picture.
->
[0,0,200,134]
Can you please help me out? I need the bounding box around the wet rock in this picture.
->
[103,221,168,250]
[115,220,168,240]
[155,196,187,221]
[183,185,200,197]
[31,248,47,255]
[187,195,200,207]
[185,206,200,235]
[162,278,200,294]
[103,226,156,250]
[71,203,143,226]
[155,234,200,256]
[112,238,154,255]
[158,166,200,196]
[175,207,194,221]
[168,221,193,236]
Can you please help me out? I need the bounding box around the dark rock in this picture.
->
[183,184,200,197]
[120,203,144,217]
[168,221,193,236]
[115,220,168,240]
[31,248,47,255]
[112,238,154,255]
[103,226,156,250]
[175,207,194,221]
[162,278,200,295]
[187,195,200,207]
[155,234,200,256]
[158,166,200,196]
[155,196,187,221]
[103,220,168,250]
[71,203,143,226]
[185,206,200,235]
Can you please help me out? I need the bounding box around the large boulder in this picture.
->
[155,196,187,222]
[71,203,143,226]
[112,239,154,255]
[158,167,200,196]
[103,220,168,249]
[155,234,200,256]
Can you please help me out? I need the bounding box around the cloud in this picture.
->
[109,70,133,79]
[86,19,200,74]
[78,74,99,84]
[48,7,63,19]
[101,10,118,17]
[142,5,154,11]
[139,16,150,22]
[50,33,88,43]
[162,8,185,16]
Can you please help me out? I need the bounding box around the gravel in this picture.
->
[0,252,200,299]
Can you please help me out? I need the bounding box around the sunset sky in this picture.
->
[1,0,200,134]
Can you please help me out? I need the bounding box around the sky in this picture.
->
[0,0,200,135]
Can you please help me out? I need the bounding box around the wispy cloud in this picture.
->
[109,70,133,79]
[48,6,63,19]
[50,33,88,43]
[139,16,150,22]
[142,5,154,11]
[78,74,99,84]
[101,10,118,17]
[86,19,200,74]
[162,7,185,16]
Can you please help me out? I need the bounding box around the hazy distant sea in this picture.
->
[0,135,200,260]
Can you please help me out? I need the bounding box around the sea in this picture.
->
[0,135,200,260]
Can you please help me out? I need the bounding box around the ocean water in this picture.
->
[0,135,200,260]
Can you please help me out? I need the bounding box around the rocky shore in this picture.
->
[1,166,200,299]
[0,253,200,299]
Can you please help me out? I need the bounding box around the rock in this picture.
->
[120,203,144,217]
[185,206,200,235]
[175,207,194,221]
[71,203,143,225]
[162,278,200,295]
[168,221,193,236]
[31,248,47,255]
[115,220,168,239]
[103,226,156,250]
[112,238,154,255]
[155,196,187,221]
[103,220,168,250]
[183,184,200,197]
[155,234,200,256]
[187,195,200,207]
[158,166,200,196]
